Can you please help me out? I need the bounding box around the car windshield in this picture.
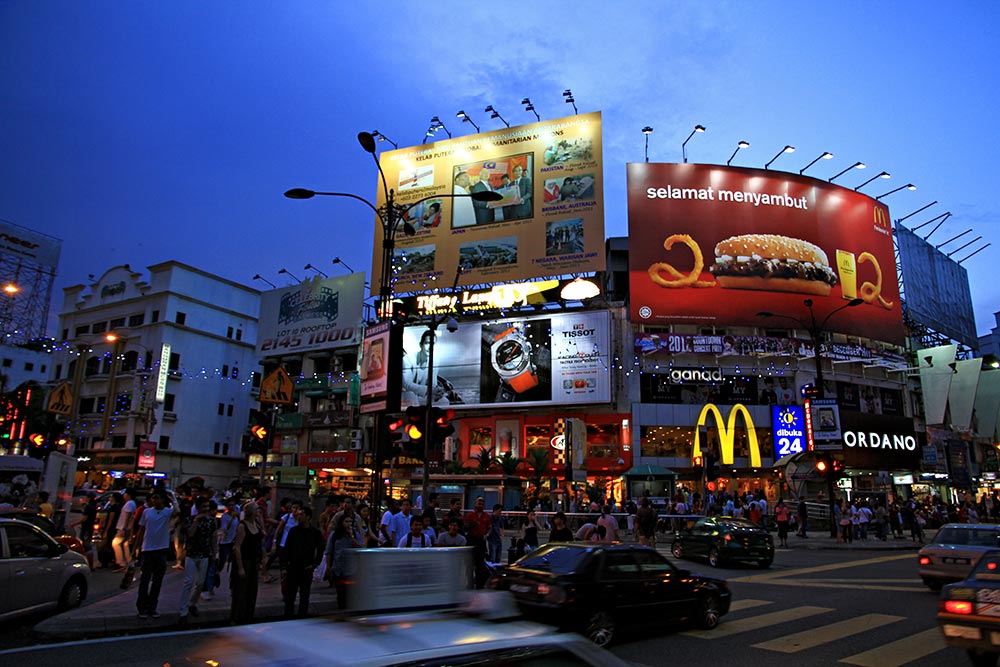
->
[515,545,590,573]
[936,527,1000,547]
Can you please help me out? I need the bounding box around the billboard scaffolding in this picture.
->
[0,219,62,345]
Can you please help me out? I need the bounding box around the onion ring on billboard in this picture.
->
[858,252,894,309]
[647,234,716,288]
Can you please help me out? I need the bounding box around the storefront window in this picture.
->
[469,425,493,457]
[640,425,696,458]
[586,422,621,459]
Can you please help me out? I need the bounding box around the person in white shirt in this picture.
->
[398,515,433,548]
[391,499,414,548]
[134,492,173,618]
[379,500,399,546]
[113,490,137,571]
[435,520,467,547]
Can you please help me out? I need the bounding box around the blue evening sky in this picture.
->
[1,2,997,336]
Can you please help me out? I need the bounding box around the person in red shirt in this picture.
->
[464,497,492,589]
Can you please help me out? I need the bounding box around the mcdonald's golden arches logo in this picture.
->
[691,403,762,468]
[873,205,890,230]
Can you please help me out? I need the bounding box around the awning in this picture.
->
[623,464,677,478]
[773,451,810,468]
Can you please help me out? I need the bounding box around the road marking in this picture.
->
[0,627,220,656]
[682,605,833,639]
[729,599,774,612]
[839,627,946,667]
[729,553,915,582]
[752,613,903,653]
[734,579,927,593]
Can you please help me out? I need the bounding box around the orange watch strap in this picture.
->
[508,369,538,393]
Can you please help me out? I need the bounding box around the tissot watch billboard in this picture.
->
[371,112,605,296]
[399,310,610,409]
[627,163,904,344]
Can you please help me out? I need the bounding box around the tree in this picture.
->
[495,450,521,476]
[526,448,550,506]
[473,445,494,474]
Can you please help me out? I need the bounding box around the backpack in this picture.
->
[405,533,428,548]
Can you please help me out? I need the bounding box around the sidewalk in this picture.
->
[33,565,339,640]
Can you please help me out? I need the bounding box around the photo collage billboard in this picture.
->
[627,163,905,344]
[371,112,605,295]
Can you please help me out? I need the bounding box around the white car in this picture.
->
[0,518,91,621]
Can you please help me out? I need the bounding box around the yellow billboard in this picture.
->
[370,112,605,296]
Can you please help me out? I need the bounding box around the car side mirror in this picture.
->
[54,543,68,556]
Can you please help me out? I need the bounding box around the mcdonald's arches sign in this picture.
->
[691,403,762,468]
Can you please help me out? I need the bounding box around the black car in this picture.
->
[489,543,731,646]
[671,516,774,568]
[937,549,1000,666]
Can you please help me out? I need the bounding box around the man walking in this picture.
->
[218,498,239,573]
[283,507,324,618]
[796,496,809,538]
[134,491,173,619]
[178,499,216,625]
[464,497,492,588]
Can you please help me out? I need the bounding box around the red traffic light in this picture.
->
[692,455,703,467]
[816,459,828,473]
[29,433,45,447]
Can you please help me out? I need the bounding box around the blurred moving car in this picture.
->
[671,516,774,568]
[919,524,1000,591]
[0,517,90,621]
[70,489,99,514]
[937,549,1000,667]
[489,542,731,646]
[0,509,86,554]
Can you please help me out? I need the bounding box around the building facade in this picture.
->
[53,262,260,491]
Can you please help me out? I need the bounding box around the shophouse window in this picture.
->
[92,321,107,334]
[586,421,622,459]
[468,425,494,458]
[226,404,234,417]
[111,435,127,449]
[214,442,221,455]
[158,436,170,450]
[55,364,62,379]
[227,326,234,339]
[74,325,90,337]
[218,403,225,416]
[235,329,242,341]
[175,312,186,325]
[221,364,229,378]
[251,371,261,388]
[79,397,96,414]
[151,310,159,323]
[639,425,695,458]
[128,313,144,327]
[110,317,126,329]
[23,362,33,371]
[169,352,180,371]
[164,393,176,411]
[223,443,229,455]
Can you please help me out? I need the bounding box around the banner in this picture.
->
[371,112,605,295]
[137,440,157,470]
[256,273,364,355]
[400,311,610,410]
[627,163,904,344]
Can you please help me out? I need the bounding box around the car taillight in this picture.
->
[919,556,931,566]
[486,576,500,589]
[536,583,550,596]
[545,586,567,604]
[724,534,732,542]
[944,600,974,615]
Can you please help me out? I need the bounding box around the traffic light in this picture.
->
[430,407,455,443]
[29,433,45,447]
[247,409,271,455]
[692,455,703,468]
[403,406,426,458]
[815,455,829,475]
[830,458,844,478]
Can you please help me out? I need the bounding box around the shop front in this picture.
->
[838,411,923,505]
[299,450,371,500]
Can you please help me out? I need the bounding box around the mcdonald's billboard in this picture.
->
[691,403,763,468]
[627,164,904,344]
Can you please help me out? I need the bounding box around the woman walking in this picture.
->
[522,509,541,553]
[774,500,790,548]
[325,514,360,609]
[230,501,263,625]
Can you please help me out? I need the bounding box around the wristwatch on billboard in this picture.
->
[490,326,539,394]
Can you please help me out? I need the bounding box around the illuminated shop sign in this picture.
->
[772,405,806,458]
[409,279,561,316]
[691,403,762,468]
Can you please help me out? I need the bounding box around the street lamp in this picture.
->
[642,126,654,163]
[799,152,834,175]
[284,131,500,320]
[285,133,501,509]
[757,297,863,536]
[682,124,705,163]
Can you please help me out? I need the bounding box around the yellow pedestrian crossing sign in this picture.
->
[260,368,293,404]
[47,382,74,416]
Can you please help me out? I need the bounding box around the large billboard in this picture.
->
[371,112,605,295]
[0,219,62,269]
[895,224,977,348]
[627,164,904,344]
[256,273,364,355]
[400,310,610,410]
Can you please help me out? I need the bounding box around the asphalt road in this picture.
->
[0,548,973,667]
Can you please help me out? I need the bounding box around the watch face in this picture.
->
[494,339,528,373]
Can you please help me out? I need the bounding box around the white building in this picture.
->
[53,262,260,491]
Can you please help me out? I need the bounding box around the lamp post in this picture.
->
[764,145,795,170]
[642,126,653,163]
[285,133,501,509]
[681,124,705,163]
[757,297,863,537]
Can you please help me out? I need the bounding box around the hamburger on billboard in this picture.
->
[627,163,903,344]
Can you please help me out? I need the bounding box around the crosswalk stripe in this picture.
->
[728,553,913,582]
[729,599,774,612]
[682,605,833,639]
[752,613,903,653]
[839,627,946,667]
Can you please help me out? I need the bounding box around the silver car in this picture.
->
[0,517,91,621]
[918,523,1000,591]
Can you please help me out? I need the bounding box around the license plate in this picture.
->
[944,557,971,565]
[510,584,532,593]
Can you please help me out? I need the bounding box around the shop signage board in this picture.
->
[256,273,364,355]
[137,440,157,470]
[690,403,762,467]
[627,163,904,344]
[839,412,921,469]
[772,405,806,457]
[360,320,402,414]
[370,112,605,295]
[299,450,358,468]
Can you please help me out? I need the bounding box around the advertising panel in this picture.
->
[400,310,610,410]
[639,369,758,404]
[0,219,62,269]
[895,225,977,348]
[772,405,806,458]
[360,320,402,414]
[256,273,364,355]
[627,163,904,344]
[137,440,157,470]
[371,113,605,295]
